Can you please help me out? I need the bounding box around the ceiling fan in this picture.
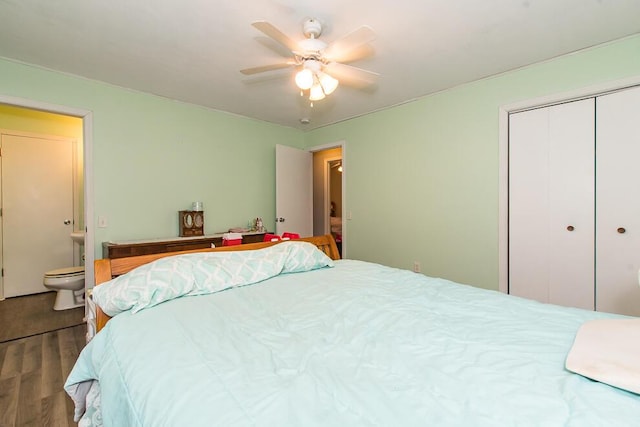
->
[240,18,379,103]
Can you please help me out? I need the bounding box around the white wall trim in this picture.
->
[498,76,640,294]
[0,95,95,300]
[0,95,90,118]
[308,140,345,153]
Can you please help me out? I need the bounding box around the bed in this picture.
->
[65,234,640,426]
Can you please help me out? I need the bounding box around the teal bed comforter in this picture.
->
[65,245,640,426]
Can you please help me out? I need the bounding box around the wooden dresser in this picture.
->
[102,232,267,259]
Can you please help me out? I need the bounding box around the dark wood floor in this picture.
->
[0,293,87,426]
[0,292,85,343]
[0,324,85,426]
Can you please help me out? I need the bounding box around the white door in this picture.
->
[595,86,640,316]
[275,144,313,237]
[508,99,595,309]
[1,133,74,297]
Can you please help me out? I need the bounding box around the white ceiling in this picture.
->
[1,1,639,131]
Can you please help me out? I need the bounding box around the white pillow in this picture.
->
[565,318,640,394]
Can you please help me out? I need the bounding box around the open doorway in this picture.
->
[312,146,343,257]
[327,159,343,257]
[0,96,93,341]
[0,98,93,294]
[1,129,81,298]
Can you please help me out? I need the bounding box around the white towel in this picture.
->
[565,318,640,394]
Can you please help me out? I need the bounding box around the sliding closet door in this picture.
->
[595,86,640,316]
[509,99,595,309]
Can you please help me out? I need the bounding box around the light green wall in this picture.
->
[2,34,639,289]
[305,34,640,290]
[0,58,304,259]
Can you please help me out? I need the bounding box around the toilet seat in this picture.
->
[44,267,84,289]
[45,266,85,278]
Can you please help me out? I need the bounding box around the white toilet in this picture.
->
[43,231,85,311]
[44,266,85,310]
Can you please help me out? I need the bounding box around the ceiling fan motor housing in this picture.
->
[298,38,327,60]
[303,18,322,39]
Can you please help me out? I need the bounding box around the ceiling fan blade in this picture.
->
[240,62,295,75]
[252,21,299,53]
[323,26,376,63]
[324,62,379,88]
[328,44,375,64]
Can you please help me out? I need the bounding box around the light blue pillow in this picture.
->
[92,250,287,316]
[92,242,333,317]
[281,241,335,273]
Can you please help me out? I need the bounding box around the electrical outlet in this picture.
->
[413,261,421,273]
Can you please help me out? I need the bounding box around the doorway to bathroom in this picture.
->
[1,131,80,297]
[0,99,90,342]
[0,104,85,300]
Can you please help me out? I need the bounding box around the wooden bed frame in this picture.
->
[93,234,341,332]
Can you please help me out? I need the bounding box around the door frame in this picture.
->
[0,95,94,300]
[309,140,346,258]
[498,76,640,294]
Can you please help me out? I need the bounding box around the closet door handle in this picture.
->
[566,225,575,231]
[617,227,626,234]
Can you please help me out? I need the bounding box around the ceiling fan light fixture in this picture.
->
[243,19,378,107]
[295,68,314,90]
[318,72,339,95]
[309,83,326,101]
